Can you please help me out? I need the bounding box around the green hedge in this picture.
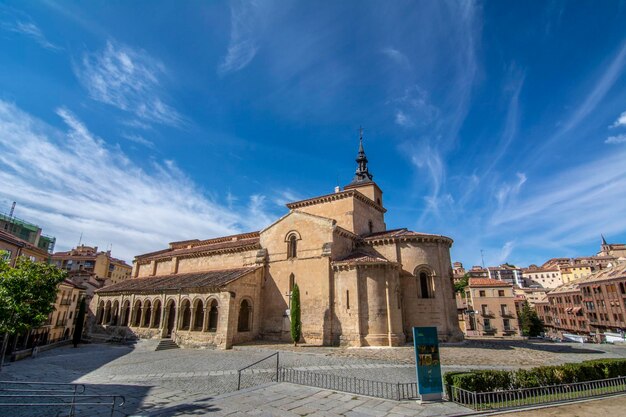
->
[445,359,626,393]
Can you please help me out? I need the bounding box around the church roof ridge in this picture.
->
[136,236,261,263]
[360,228,453,246]
[286,188,386,213]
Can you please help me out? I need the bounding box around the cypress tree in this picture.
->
[290,283,301,346]
[73,297,86,348]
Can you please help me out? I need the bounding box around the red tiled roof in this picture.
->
[333,250,391,265]
[96,267,259,294]
[61,279,86,290]
[468,278,511,287]
[136,236,261,261]
[362,228,453,243]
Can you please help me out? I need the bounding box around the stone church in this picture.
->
[92,137,462,348]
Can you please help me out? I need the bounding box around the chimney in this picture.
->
[334,186,340,193]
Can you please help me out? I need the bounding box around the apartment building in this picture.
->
[463,278,520,337]
[522,266,562,288]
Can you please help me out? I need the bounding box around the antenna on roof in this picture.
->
[78,232,83,247]
[480,249,486,268]
[8,201,15,218]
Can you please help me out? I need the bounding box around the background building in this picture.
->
[0,229,49,265]
[0,210,56,254]
[52,245,132,286]
[463,278,520,337]
[522,265,562,288]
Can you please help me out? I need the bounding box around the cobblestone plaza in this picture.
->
[3,339,626,415]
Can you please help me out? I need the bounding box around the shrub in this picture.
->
[444,358,626,393]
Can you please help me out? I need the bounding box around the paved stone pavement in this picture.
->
[1,339,625,416]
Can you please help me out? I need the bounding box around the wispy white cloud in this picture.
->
[495,241,515,265]
[0,6,60,51]
[605,134,626,144]
[218,0,264,75]
[121,132,155,149]
[74,41,184,127]
[381,47,410,68]
[560,43,626,134]
[490,150,626,248]
[611,110,626,127]
[1,20,60,50]
[494,172,527,210]
[393,86,440,128]
[0,101,273,261]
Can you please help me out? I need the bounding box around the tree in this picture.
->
[518,301,544,337]
[72,297,86,348]
[290,283,301,346]
[0,255,66,370]
[454,273,470,295]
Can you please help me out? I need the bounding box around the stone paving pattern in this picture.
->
[1,339,625,416]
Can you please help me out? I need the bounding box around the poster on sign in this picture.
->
[413,326,443,401]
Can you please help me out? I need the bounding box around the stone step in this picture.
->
[155,339,179,351]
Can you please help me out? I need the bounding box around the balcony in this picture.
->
[59,298,71,306]
[482,328,497,335]
[55,319,67,327]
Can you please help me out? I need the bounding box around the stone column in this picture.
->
[142,306,150,328]
[189,307,196,332]
[203,304,210,332]
[223,292,237,349]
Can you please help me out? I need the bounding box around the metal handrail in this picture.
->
[236,352,279,390]
[0,380,85,394]
[447,375,626,411]
[279,367,419,400]
[0,394,125,417]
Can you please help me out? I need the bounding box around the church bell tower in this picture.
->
[343,128,384,208]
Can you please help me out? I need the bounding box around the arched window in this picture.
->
[287,234,297,259]
[208,300,219,332]
[238,300,251,332]
[143,300,152,328]
[193,300,204,331]
[133,301,142,326]
[152,300,162,328]
[418,271,434,299]
[122,301,131,326]
[180,300,191,330]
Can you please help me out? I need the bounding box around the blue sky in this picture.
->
[1,1,626,267]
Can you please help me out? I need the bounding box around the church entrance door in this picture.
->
[166,303,176,338]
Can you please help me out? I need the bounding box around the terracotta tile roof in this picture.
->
[575,262,626,285]
[333,250,391,265]
[468,278,511,287]
[362,228,453,243]
[61,279,86,290]
[96,267,260,294]
[136,235,261,261]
